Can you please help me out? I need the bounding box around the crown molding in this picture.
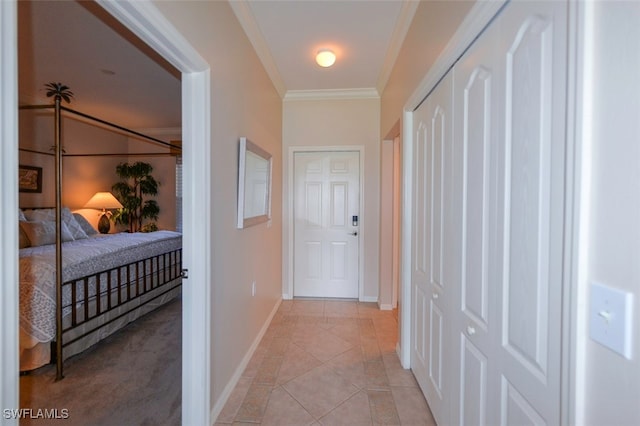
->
[229,0,287,98]
[284,88,380,102]
[376,0,420,94]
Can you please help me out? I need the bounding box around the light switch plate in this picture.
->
[590,282,633,359]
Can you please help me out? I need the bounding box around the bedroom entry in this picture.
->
[293,151,360,298]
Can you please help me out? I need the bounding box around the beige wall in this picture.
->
[126,131,182,231]
[19,111,128,211]
[19,110,179,233]
[380,0,474,138]
[378,0,474,319]
[282,97,380,300]
[152,0,283,412]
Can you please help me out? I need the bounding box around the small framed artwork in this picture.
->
[18,165,42,193]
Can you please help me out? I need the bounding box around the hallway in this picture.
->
[216,299,435,425]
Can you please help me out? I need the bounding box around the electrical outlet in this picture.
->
[251,281,256,297]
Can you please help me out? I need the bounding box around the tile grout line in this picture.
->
[358,313,403,425]
[233,313,300,424]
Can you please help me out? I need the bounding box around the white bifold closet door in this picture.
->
[411,0,568,424]
[411,69,454,426]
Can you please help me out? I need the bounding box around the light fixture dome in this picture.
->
[316,49,336,67]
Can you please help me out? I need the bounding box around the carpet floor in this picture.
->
[19,295,182,426]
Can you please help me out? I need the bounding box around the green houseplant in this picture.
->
[111,161,160,233]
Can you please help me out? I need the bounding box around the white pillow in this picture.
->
[22,208,47,221]
[72,213,98,236]
[62,209,88,240]
[24,208,88,240]
[19,221,74,247]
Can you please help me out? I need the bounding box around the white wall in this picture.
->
[379,139,394,308]
[151,0,283,415]
[576,2,640,424]
[282,97,380,301]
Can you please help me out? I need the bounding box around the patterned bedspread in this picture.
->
[19,231,182,345]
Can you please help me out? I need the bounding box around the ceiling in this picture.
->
[232,0,417,97]
[18,0,417,130]
[18,0,182,130]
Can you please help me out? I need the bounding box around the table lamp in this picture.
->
[84,191,123,234]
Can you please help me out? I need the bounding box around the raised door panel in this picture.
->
[461,65,493,329]
[428,299,444,397]
[430,107,445,292]
[412,106,432,395]
[460,337,488,426]
[501,378,546,426]
[415,121,431,277]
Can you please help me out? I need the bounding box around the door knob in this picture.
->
[466,325,476,336]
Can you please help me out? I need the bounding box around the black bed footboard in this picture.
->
[56,248,182,369]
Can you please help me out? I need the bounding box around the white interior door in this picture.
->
[411,72,453,426]
[293,151,360,298]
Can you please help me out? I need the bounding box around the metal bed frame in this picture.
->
[59,247,183,358]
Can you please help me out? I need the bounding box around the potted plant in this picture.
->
[111,161,160,232]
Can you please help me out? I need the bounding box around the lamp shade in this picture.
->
[84,192,123,210]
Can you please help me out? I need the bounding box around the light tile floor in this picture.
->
[216,299,435,425]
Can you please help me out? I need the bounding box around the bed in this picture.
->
[18,208,182,372]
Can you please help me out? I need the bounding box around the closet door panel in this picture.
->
[460,336,489,425]
[411,72,453,426]
[461,66,493,330]
[451,9,502,423]
[412,118,431,393]
[497,1,567,423]
[503,14,553,370]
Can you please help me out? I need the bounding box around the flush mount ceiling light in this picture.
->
[315,49,336,67]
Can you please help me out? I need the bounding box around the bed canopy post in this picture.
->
[54,91,64,381]
[46,82,73,381]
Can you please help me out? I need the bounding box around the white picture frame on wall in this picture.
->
[237,137,272,228]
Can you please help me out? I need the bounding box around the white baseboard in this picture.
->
[360,296,378,303]
[210,298,282,423]
[378,303,393,311]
